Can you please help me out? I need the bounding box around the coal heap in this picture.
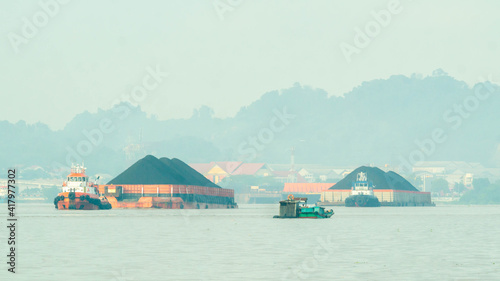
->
[159,157,219,188]
[108,155,220,187]
[329,166,419,191]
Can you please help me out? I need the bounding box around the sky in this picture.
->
[0,0,499,130]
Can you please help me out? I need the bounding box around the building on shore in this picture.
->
[189,162,272,184]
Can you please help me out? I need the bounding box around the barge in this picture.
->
[100,155,237,209]
[320,166,434,206]
[99,184,236,209]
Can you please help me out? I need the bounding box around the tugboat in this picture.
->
[274,195,334,219]
[54,164,111,210]
[345,172,380,207]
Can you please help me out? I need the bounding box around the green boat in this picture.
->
[274,195,334,219]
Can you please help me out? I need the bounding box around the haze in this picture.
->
[1,0,499,130]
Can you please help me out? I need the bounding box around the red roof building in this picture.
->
[232,163,271,176]
[283,182,335,193]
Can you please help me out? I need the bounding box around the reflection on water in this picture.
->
[0,204,499,280]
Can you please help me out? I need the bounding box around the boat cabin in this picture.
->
[351,172,375,196]
[62,164,99,195]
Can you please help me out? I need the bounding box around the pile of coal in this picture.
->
[159,157,219,188]
[329,166,418,191]
[108,155,219,187]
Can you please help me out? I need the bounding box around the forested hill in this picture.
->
[2,72,500,178]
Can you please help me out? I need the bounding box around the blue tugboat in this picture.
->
[345,172,381,207]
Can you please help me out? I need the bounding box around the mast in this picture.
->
[288,146,296,183]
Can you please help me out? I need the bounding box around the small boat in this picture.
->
[345,172,380,207]
[274,195,333,219]
[54,164,111,210]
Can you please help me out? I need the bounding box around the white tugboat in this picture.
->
[345,172,380,207]
[53,164,111,210]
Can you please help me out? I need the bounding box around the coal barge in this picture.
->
[320,166,433,207]
[99,155,237,209]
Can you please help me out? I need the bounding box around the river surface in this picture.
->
[1,204,499,280]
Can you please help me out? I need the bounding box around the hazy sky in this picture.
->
[1,0,498,130]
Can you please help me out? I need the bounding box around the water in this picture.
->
[1,204,499,280]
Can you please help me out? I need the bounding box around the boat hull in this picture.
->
[298,212,334,219]
[99,184,237,209]
[54,192,112,210]
[106,196,237,209]
[274,199,334,218]
[345,195,381,207]
[298,206,334,219]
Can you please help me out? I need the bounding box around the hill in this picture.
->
[1,72,499,176]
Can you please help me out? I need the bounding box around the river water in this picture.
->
[1,204,499,280]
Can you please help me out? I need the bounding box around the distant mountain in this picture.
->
[2,72,500,177]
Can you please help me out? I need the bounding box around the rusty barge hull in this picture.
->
[99,184,237,209]
[54,192,112,210]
